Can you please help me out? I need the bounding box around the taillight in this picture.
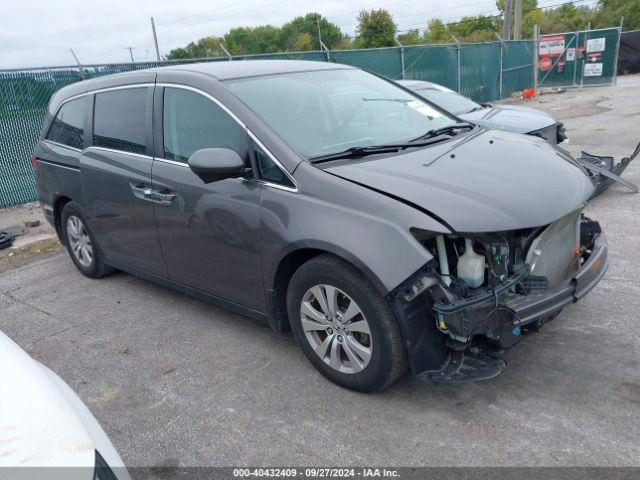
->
[32,156,37,169]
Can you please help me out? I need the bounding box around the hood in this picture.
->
[325,129,594,233]
[460,105,557,134]
[0,331,94,476]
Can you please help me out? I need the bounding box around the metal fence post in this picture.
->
[532,25,539,94]
[613,17,624,86]
[319,40,330,62]
[395,38,405,80]
[69,49,85,80]
[495,34,504,99]
[451,35,461,93]
[219,43,233,61]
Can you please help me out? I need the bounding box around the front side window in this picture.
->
[93,88,147,155]
[46,96,86,149]
[254,146,294,188]
[413,87,481,115]
[225,69,457,159]
[163,87,244,163]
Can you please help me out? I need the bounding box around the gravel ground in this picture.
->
[1,75,639,470]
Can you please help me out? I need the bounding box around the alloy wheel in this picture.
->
[300,284,372,374]
[66,215,93,268]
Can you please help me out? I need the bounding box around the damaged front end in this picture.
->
[579,142,640,198]
[390,211,608,384]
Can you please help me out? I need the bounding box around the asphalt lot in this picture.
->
[1,75,640,469]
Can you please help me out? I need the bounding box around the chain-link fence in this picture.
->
[537,27,621,88]
[0,41,538,208]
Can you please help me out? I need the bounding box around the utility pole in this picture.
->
[125,46,135,63]
[513,0,523,40]
[316,15,323,50]
[502,0,512,40]
[151,17,161,62]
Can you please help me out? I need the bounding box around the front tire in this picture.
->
[61,202,113,278]
[287,254,406,392]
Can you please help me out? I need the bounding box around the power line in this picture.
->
[156,0,295,33]
[156,0,594,58]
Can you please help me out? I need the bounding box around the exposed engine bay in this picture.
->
[395,211,607,383]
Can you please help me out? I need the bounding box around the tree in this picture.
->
[537,4,595,33]
[425,19,450,44]
[167,36,224,60]
[280,13,345,50]
[594,0,640,30]
[449,15,498,40]
[354,9,397,48]
[223,25,282,55]
[397,29,424,45]
[292,32,315,51]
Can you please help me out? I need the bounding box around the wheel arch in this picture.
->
[53,195,73,244]
[265,242,388,333]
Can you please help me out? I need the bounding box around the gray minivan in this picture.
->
[34,61,608,391]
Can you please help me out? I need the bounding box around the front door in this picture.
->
[81,84,166,275]
[151,85,264,311]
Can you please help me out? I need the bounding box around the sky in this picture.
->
[1,0,594,69]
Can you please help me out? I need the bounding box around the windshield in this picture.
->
[225,69,457,159]
[411,86,481,115]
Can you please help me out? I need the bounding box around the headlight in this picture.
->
[528,124,560,144]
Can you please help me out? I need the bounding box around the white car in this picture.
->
[0,331,130,480]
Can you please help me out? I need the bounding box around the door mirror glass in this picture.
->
[188,148,247,183]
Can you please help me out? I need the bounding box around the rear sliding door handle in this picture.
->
[130,182,153,201]
[151,191,176,205]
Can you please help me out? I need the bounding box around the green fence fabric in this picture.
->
[502,40,535,97]
[538,28,620,88]
[0,41,540,208]
[459,43,501,102]
[331,47,403,79]
[0,69,85,207]
[404,45,459,91]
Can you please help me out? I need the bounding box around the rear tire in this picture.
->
[287,254,406,392]
[61,202,114,278]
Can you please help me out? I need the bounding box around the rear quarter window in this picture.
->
[93,88,148,155]
[45,96,87,149]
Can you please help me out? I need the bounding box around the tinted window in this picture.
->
[163,87,244,163]
[93,88,147,154]
[255,146,294,188]
[46,97,86,149]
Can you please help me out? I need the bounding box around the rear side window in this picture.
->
[46,96,86,149]
[163,87,244,163]
[93,88,147,155]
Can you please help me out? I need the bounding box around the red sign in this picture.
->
[539,34,565,57]
[539,56,553,71]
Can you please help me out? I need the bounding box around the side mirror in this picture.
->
[188,148,248,183]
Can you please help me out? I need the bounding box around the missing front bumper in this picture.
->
[431,232,608,347]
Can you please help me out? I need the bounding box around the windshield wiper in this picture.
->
[465,105,487,113]
[309,134,466,163]
[410,122,474,143]
[309,145,403,163]
[362,97,412,103]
